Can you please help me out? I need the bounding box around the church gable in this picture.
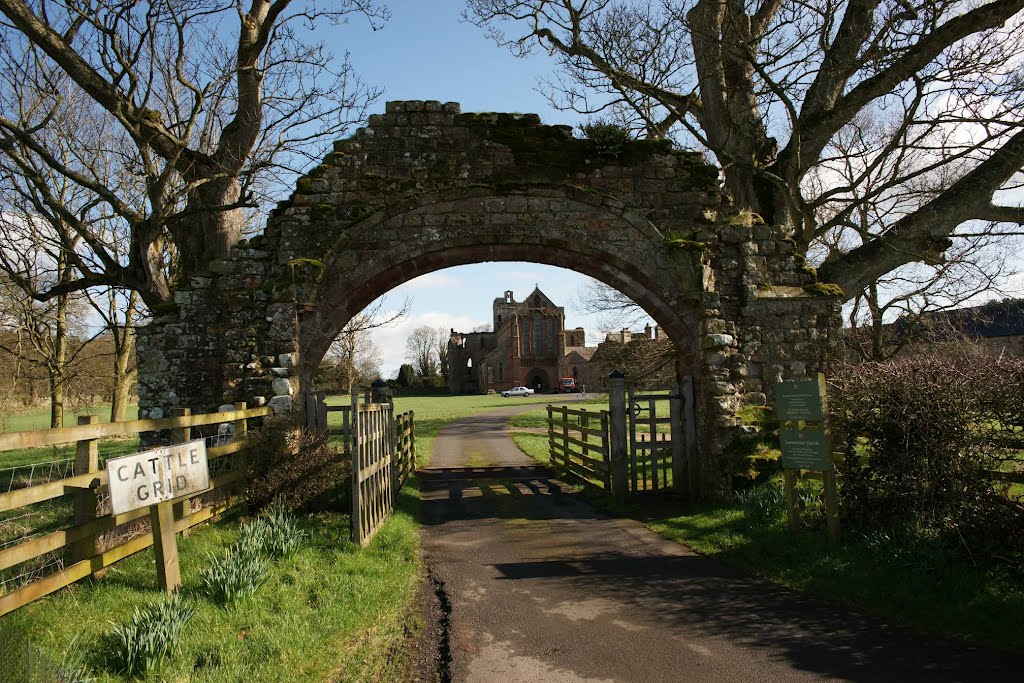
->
[523,286,557,310]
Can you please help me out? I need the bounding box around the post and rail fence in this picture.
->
[1,390,420,616]
[0,404,268,617]
[546,405,610,491]
[545,372,696,500]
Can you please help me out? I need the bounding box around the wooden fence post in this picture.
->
[561,406,570,465]
[170,408,191,534]
[608,371,628,500]
[71,415,99,564]
[670,384,684,494]
[350,390,363,545]
[547,406,555,465]
[151,499,181,593]
[233,402,248,440]
[410,410,416,470]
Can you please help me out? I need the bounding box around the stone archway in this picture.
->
[527,368,550,393]
[136,100,842,497]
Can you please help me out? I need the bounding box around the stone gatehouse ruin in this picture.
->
[137,100,842,496]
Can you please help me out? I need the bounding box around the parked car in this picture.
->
[502,386,535,397]
[559,377,578,393]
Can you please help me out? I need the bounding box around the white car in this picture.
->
[502,386,535,397]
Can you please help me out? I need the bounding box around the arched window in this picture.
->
[522,318,530,355]
[533,313,542,357]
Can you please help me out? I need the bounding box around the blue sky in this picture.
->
[323,1,652,378]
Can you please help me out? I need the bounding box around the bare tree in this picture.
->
[84,287,140,421]
[807,113,1020,359]
[405,326,441,378]
[0,246,92,428]
[322,296,409,393]
[0,0,386,307]
[467,0,1024,301]
[437,326,451,383]
[572,277,650,335]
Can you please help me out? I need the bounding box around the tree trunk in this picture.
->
[170,173,244,282]
[49,373,64,429]
[48,260,71,429]
[110,369,134,423]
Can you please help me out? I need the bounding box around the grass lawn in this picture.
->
[506,397,608,431]
[509,426,1024,654]
[1,403,139,434]
[1,404,142,471]
[5,486,422,682]
[5,393,576,681]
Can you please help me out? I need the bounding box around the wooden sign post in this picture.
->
[105,439,211,592]
[775,374,840,543]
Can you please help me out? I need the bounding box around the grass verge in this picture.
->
[5,488,421,682]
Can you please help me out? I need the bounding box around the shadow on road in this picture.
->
[419,464,1023,682]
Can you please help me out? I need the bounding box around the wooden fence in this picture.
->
[547,406,610,490]
[0,404,268,617]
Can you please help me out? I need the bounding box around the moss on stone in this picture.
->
[295,176,315,194]
[453,111,710,186]
[311,204,336,222]
[668,238,708,251]
[803,282,844,297]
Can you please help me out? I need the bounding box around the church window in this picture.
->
[522,318,530,354]
[534,313,542,357]
[546,319,554,355]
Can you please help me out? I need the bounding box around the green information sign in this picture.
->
[780,427,830,470]
[775,377,825,422]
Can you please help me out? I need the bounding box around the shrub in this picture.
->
[580,120,633,157]
[244,421,348,513]
[109,591,195,676]
[830,348,1024,569]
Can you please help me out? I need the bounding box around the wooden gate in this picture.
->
[349,399,416,546]
[607,373,697,498]
[625,385,689,493]
[304,390,416,545]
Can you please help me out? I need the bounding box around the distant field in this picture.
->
[326,392,568,467]
[0,404,138,434]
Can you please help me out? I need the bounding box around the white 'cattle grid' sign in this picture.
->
[106,439,211,515]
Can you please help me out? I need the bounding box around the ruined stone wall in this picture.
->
[136,100,841,496]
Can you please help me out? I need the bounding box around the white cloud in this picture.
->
[372,310,488,379]
[395,272,460,291]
